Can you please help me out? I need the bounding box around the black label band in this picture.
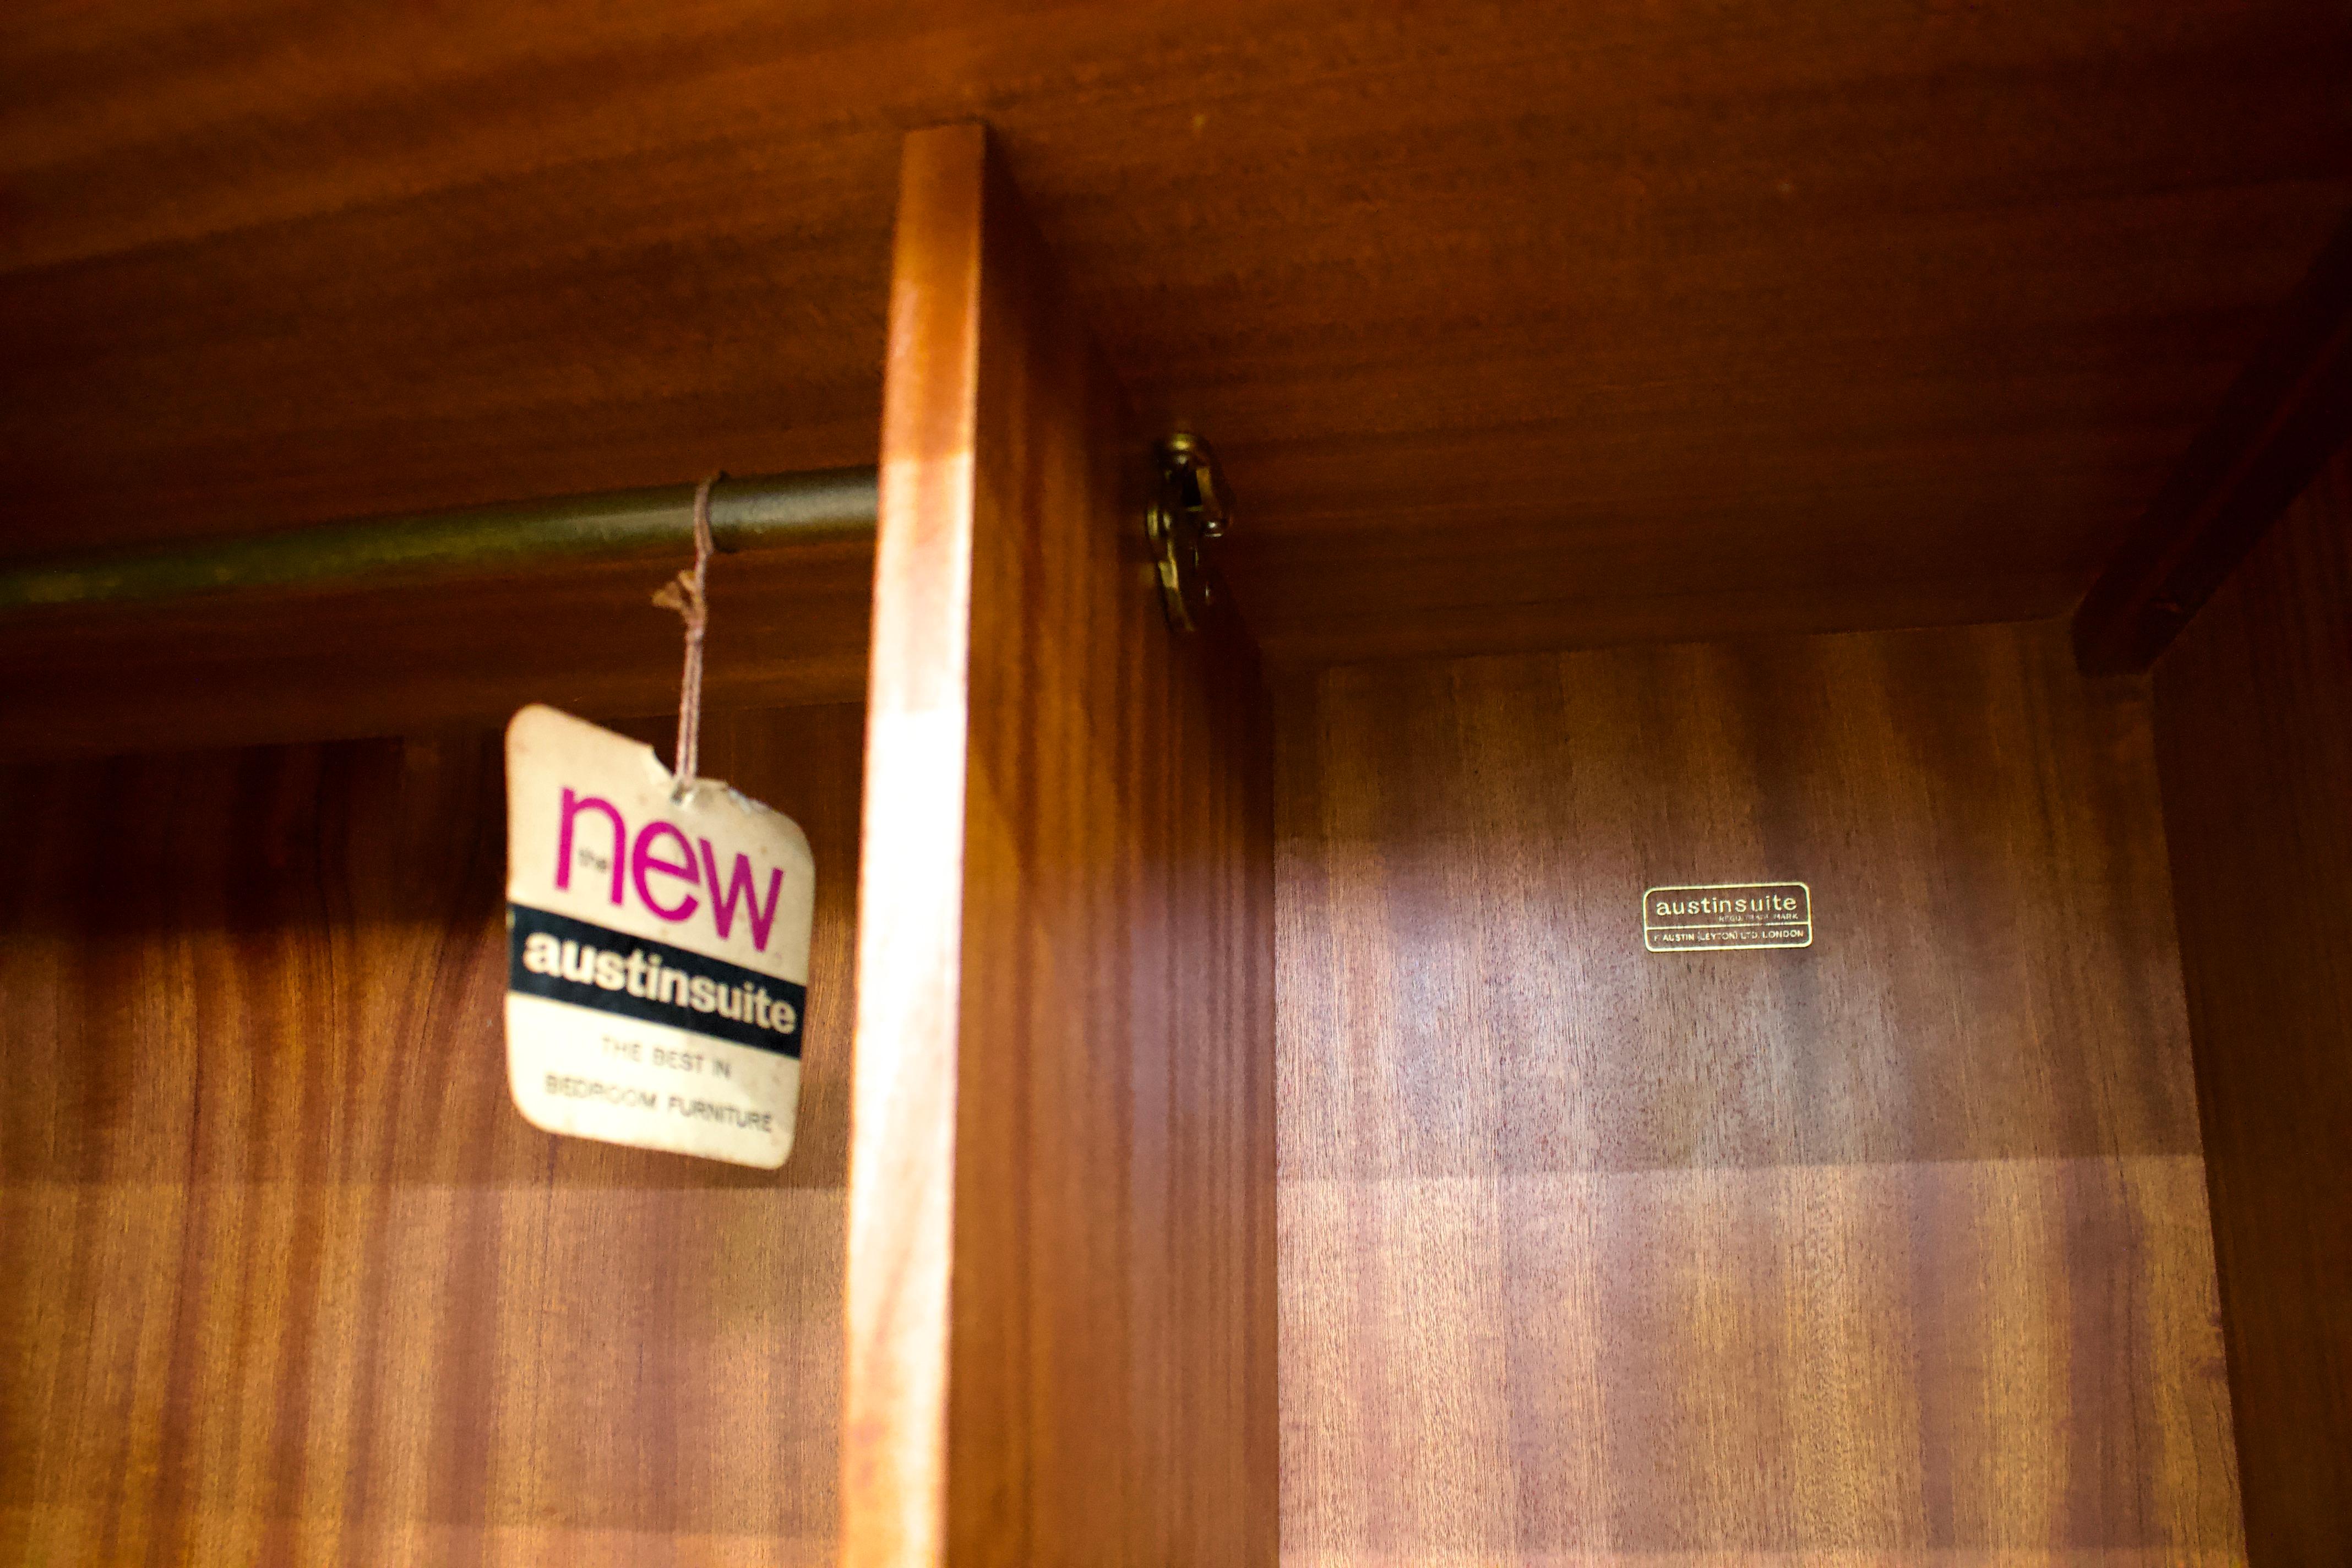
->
[507,903,805,1058]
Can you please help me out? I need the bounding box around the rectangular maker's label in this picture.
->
[1642,881,1813,952]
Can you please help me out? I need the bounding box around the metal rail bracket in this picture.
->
[1145,432,1234,633]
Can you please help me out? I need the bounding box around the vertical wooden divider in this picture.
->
[844,124,1277,1568]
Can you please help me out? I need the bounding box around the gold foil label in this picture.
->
[1643,881,1812,952]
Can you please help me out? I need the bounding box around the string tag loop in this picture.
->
[651,473,720,797]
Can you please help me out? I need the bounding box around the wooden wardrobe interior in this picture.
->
[5,16,2351,1567]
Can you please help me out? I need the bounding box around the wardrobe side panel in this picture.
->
[2154,443,2352,1561]
[845,124,1277,1568]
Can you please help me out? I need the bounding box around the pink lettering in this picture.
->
[631,821,701,921]
[556,789,625,903]
[699,839,785,951]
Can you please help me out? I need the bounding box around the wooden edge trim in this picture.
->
[843,121,989,1568]
[2072,211,2352,675]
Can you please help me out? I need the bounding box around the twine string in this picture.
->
[651,473,720,794]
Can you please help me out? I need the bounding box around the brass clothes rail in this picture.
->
[0,468,880,613]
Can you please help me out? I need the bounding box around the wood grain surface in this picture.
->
[0,704,866,1566]
[2153,443,2352,1562]
[6,4,2350,662]
[844,126,1276,1568]
[1276,621,2242,1562]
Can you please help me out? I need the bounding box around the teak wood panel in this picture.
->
[2153,443,2352,1561]
[1276,622,2241,1564]
[0,706,864,1566]
[843,126,1276,1568]
[7,4,2351,662]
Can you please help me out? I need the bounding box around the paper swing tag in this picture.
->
[503,704,814,1168]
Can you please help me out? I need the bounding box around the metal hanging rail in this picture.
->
[0,467,880,613]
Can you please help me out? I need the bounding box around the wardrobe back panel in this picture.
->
[0,705,864,1566]
[1276,622,2241,1562]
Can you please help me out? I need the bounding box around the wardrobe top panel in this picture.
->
[4,2,2348,661]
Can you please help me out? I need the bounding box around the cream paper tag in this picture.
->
[504,704,813,1168]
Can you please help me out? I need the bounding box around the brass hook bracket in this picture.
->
[1146,432,1233,633]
